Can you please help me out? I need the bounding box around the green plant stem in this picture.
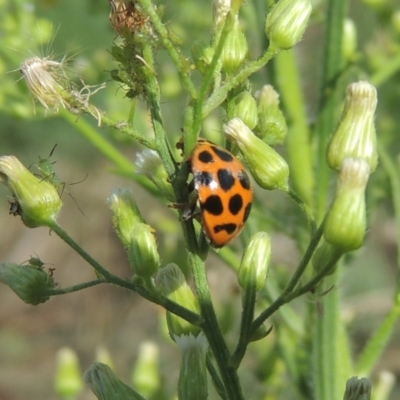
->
[314,0,347,221]
[231,284,257,369]
[206,355,228,400]
[202,47,278,119]
[136,0,197,99]
[370,53,400,87]
[288,189,316,235]
[48,222,200,325]
[189,252,244,400]
[274,50,314,208]
[46,278,106,295]
[61,111,137,174]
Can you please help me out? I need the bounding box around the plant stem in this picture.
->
[189,252,244,400]
[288,188,316,235]
[206,355,228,400]
[46,278,106,295]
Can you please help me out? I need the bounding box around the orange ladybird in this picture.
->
[188,139,253,248]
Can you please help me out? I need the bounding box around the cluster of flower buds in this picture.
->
[108,189,160,283]
[0,155,63,228]
[223,118,290,191]
[324,81,378,253]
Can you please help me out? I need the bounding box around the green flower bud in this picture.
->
[343,376,371,400]
[191,40,215,75]
[108,189,144,247]
[55,348,84,399]
[238,232,271,292]
[213,0,231,28]
[156,263,201,338]
[250,323,272,342]
[223,118,290,191]
[254,85,288,145]
[0,156,63,228]
[131,341,160,398]
[327,81,378,173]
[324,158,370,252]
[0,262,54,305]
[128,223,160,281]
[265,0,312,50]
[392,11,400,35]
[84,362,146,400]
[221,16,248,74]
[175,333,208,400]
[135,149,175,202]
[96,346,115,371]
[343,19,358,62]
[230,91,258,130]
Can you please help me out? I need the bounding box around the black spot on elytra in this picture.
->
[211,146,234,162]
[214,223,237,234]
[238,170,251,190]
[202,195,223,215]
[198,150,214,163]
[195,171,213,186]
[243,202,252,222]
[229,194,243,215]
[217,169,235,191]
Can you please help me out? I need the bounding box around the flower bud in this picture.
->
[95,346,115,371]
[221,16,248,74]
[156,263,201,338]
[343,376,371,400]
[108,189,144,247]
[230,91,258,130]
[254,85,288,145]
[324,158,370,252]
[84,362,145,400]
[213,0,231,29]
[135,149,175,202]
[0,156,63,228]
[327,81,378,173]
[55,347,84,399]
[191,40,215,75]
[175,333,208,400]
[128,223,160,281]
[343,19,358,62]
[392,11,400,35]
[0,262,54,305]
[238,232,271,292]
[131,341,160,398]
[223,118,289,191]
[265,0,312,50]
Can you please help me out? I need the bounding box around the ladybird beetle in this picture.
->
[188,139,253,248]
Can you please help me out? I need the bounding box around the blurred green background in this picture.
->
[0,0,400,399]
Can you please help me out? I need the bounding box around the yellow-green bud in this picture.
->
[238,232,271,292]
[55,348,84,399]
[108,189,144,247]
[230,91,258,130]
[265,0,312,50]
[0,156,63,228]
[191,40,215,75]
[0,262,54,305]
[221,16,248,74]
[176,333,208,400]
[343,19,358,62]
[327,81,378,173]
[95,346,115,370]
[135,149,175,202]
[128,223,160,281]
[84,362,146,400]
[254,85,288,145]
[342,376,371,400]
[156,263,201,338]
[131,341,160,398]
[223,118,290,191]
[324,158,370,252]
